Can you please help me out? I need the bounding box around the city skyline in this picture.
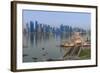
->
[24,20,87,33]
[23,10,91,30]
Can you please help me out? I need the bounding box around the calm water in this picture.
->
[23,33,90,62]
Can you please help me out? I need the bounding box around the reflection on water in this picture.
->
[23,31,72,62]
[23,31,90,62]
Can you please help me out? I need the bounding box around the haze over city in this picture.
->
[23,10,91,30]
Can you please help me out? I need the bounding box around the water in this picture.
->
[23,32,90,62]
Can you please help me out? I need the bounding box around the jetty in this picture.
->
[60,32,91,60]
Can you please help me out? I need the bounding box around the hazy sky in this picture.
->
[23,10,91,30]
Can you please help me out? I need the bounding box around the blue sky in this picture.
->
[22,10,91,30]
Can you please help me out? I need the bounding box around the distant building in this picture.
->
[30,21,34,32]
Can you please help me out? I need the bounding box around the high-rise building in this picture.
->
[30,21,34,32]
[35,21,39,32]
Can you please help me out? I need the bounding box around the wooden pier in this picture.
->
[59,32,91,60]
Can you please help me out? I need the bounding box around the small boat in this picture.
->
[23,54,28,57]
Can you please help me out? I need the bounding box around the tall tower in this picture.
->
[30,21,34,32]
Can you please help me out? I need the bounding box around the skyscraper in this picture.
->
[30,21,34,32]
